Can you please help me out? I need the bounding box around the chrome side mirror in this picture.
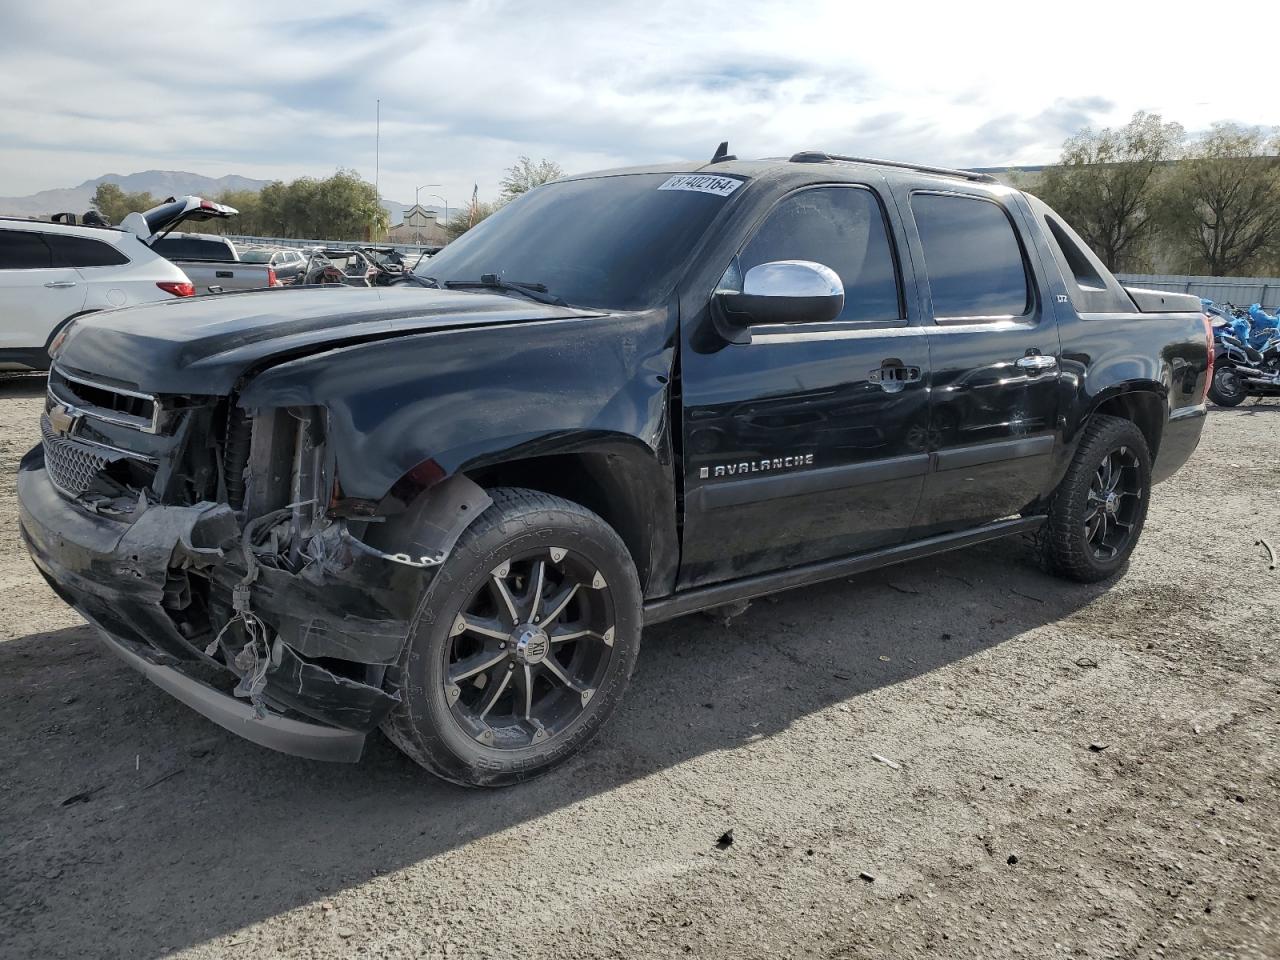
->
[716,260,845,331]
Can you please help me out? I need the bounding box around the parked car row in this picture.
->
[1,198,240,371]
[238,247,307,283]
[0,196,294,372]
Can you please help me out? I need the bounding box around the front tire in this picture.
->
[381,487,641,787]
[1040,415,1152,583]
[1208,365,1246,407]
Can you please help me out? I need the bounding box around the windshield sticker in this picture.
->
[658,174,745,197]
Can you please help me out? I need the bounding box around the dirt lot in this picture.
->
[0,374,1276,960]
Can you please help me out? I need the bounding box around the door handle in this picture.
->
[44,280,77,288]
[869,363,922,393]
[869,364,921,382]
[1015,354,1058,372]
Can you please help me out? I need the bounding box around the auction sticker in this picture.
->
[658,174,745,197]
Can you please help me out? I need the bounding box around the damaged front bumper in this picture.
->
[89,616,369,762]
[17,446,435,763]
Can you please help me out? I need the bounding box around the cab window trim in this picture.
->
[1043,214,1106,291]
[908,189,1039,326]
[729,182,909,334]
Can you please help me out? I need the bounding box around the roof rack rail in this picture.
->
[0,214,123,232]
[788,151,999,184]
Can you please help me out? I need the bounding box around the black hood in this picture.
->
[53,285,600,395]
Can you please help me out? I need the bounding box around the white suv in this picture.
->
[0,219,195,372]
[0,196,237,372]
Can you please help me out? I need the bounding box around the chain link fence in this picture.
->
[218,240,1278,311]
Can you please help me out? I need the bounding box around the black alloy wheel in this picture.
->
[445,548,616,749]
[1040,414,1152,583]
[1083,446,1142,562]
[380,487,641,787]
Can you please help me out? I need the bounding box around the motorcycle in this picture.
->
[1203,299,1253,345]
[1247,303,1280,344]
[1204,299,1280,406]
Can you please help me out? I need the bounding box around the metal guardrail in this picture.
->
[214,245,1278,310]
[1116,274,1279,311]
[224,235,439,257]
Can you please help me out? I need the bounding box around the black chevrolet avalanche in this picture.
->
[19,151,1210,786]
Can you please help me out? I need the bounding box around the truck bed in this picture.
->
[174,259,278,294]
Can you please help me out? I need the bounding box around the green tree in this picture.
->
[215,189,263,234]
[499,156,562,202]
[284,176,322,236]
[206,171,386,241]
[183,188,265,236]
[445,200,500,240]
[1159,123,1280,276]
[90,183,158,224]
[255,181,289,235]
[98,170,387,241]
[1035,112,1184,271]
[444,155,563,241]
[306,169,388,240]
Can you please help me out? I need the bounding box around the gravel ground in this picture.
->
[0,374,1277,960]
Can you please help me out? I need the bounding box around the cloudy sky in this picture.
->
[0,0,1272,205]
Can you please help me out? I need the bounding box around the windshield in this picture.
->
[240,250,273,262]
[414,172,745,310]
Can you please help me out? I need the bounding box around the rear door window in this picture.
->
[0,230,54,269]
[738,185,902,323]
[911,193,1030,321]
[152,237,234,260]
[46,234,129,268]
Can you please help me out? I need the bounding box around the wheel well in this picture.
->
[465,453,658,594]
[45,309,100,350]
[1092,391,1164,458]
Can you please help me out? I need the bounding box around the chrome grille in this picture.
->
[47,366,159,433]
[40,415,113,497]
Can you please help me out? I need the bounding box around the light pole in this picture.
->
[373,99,381,242]
[414,183,440,244]
[427,193,448,243]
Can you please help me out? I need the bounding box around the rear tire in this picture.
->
[381,487,641,787]
[1040,415,1151,583]
[1208,365,1246,407]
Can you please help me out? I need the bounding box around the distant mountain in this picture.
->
[383,199,407,225]
[0,170,274,217]
[0,170,412,227]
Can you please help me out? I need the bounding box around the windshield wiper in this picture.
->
[442,275,567,307]
[402,273,441,288]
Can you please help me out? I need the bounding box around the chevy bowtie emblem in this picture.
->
[48,404,79,436]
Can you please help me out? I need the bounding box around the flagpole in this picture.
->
[373,98,381,241]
